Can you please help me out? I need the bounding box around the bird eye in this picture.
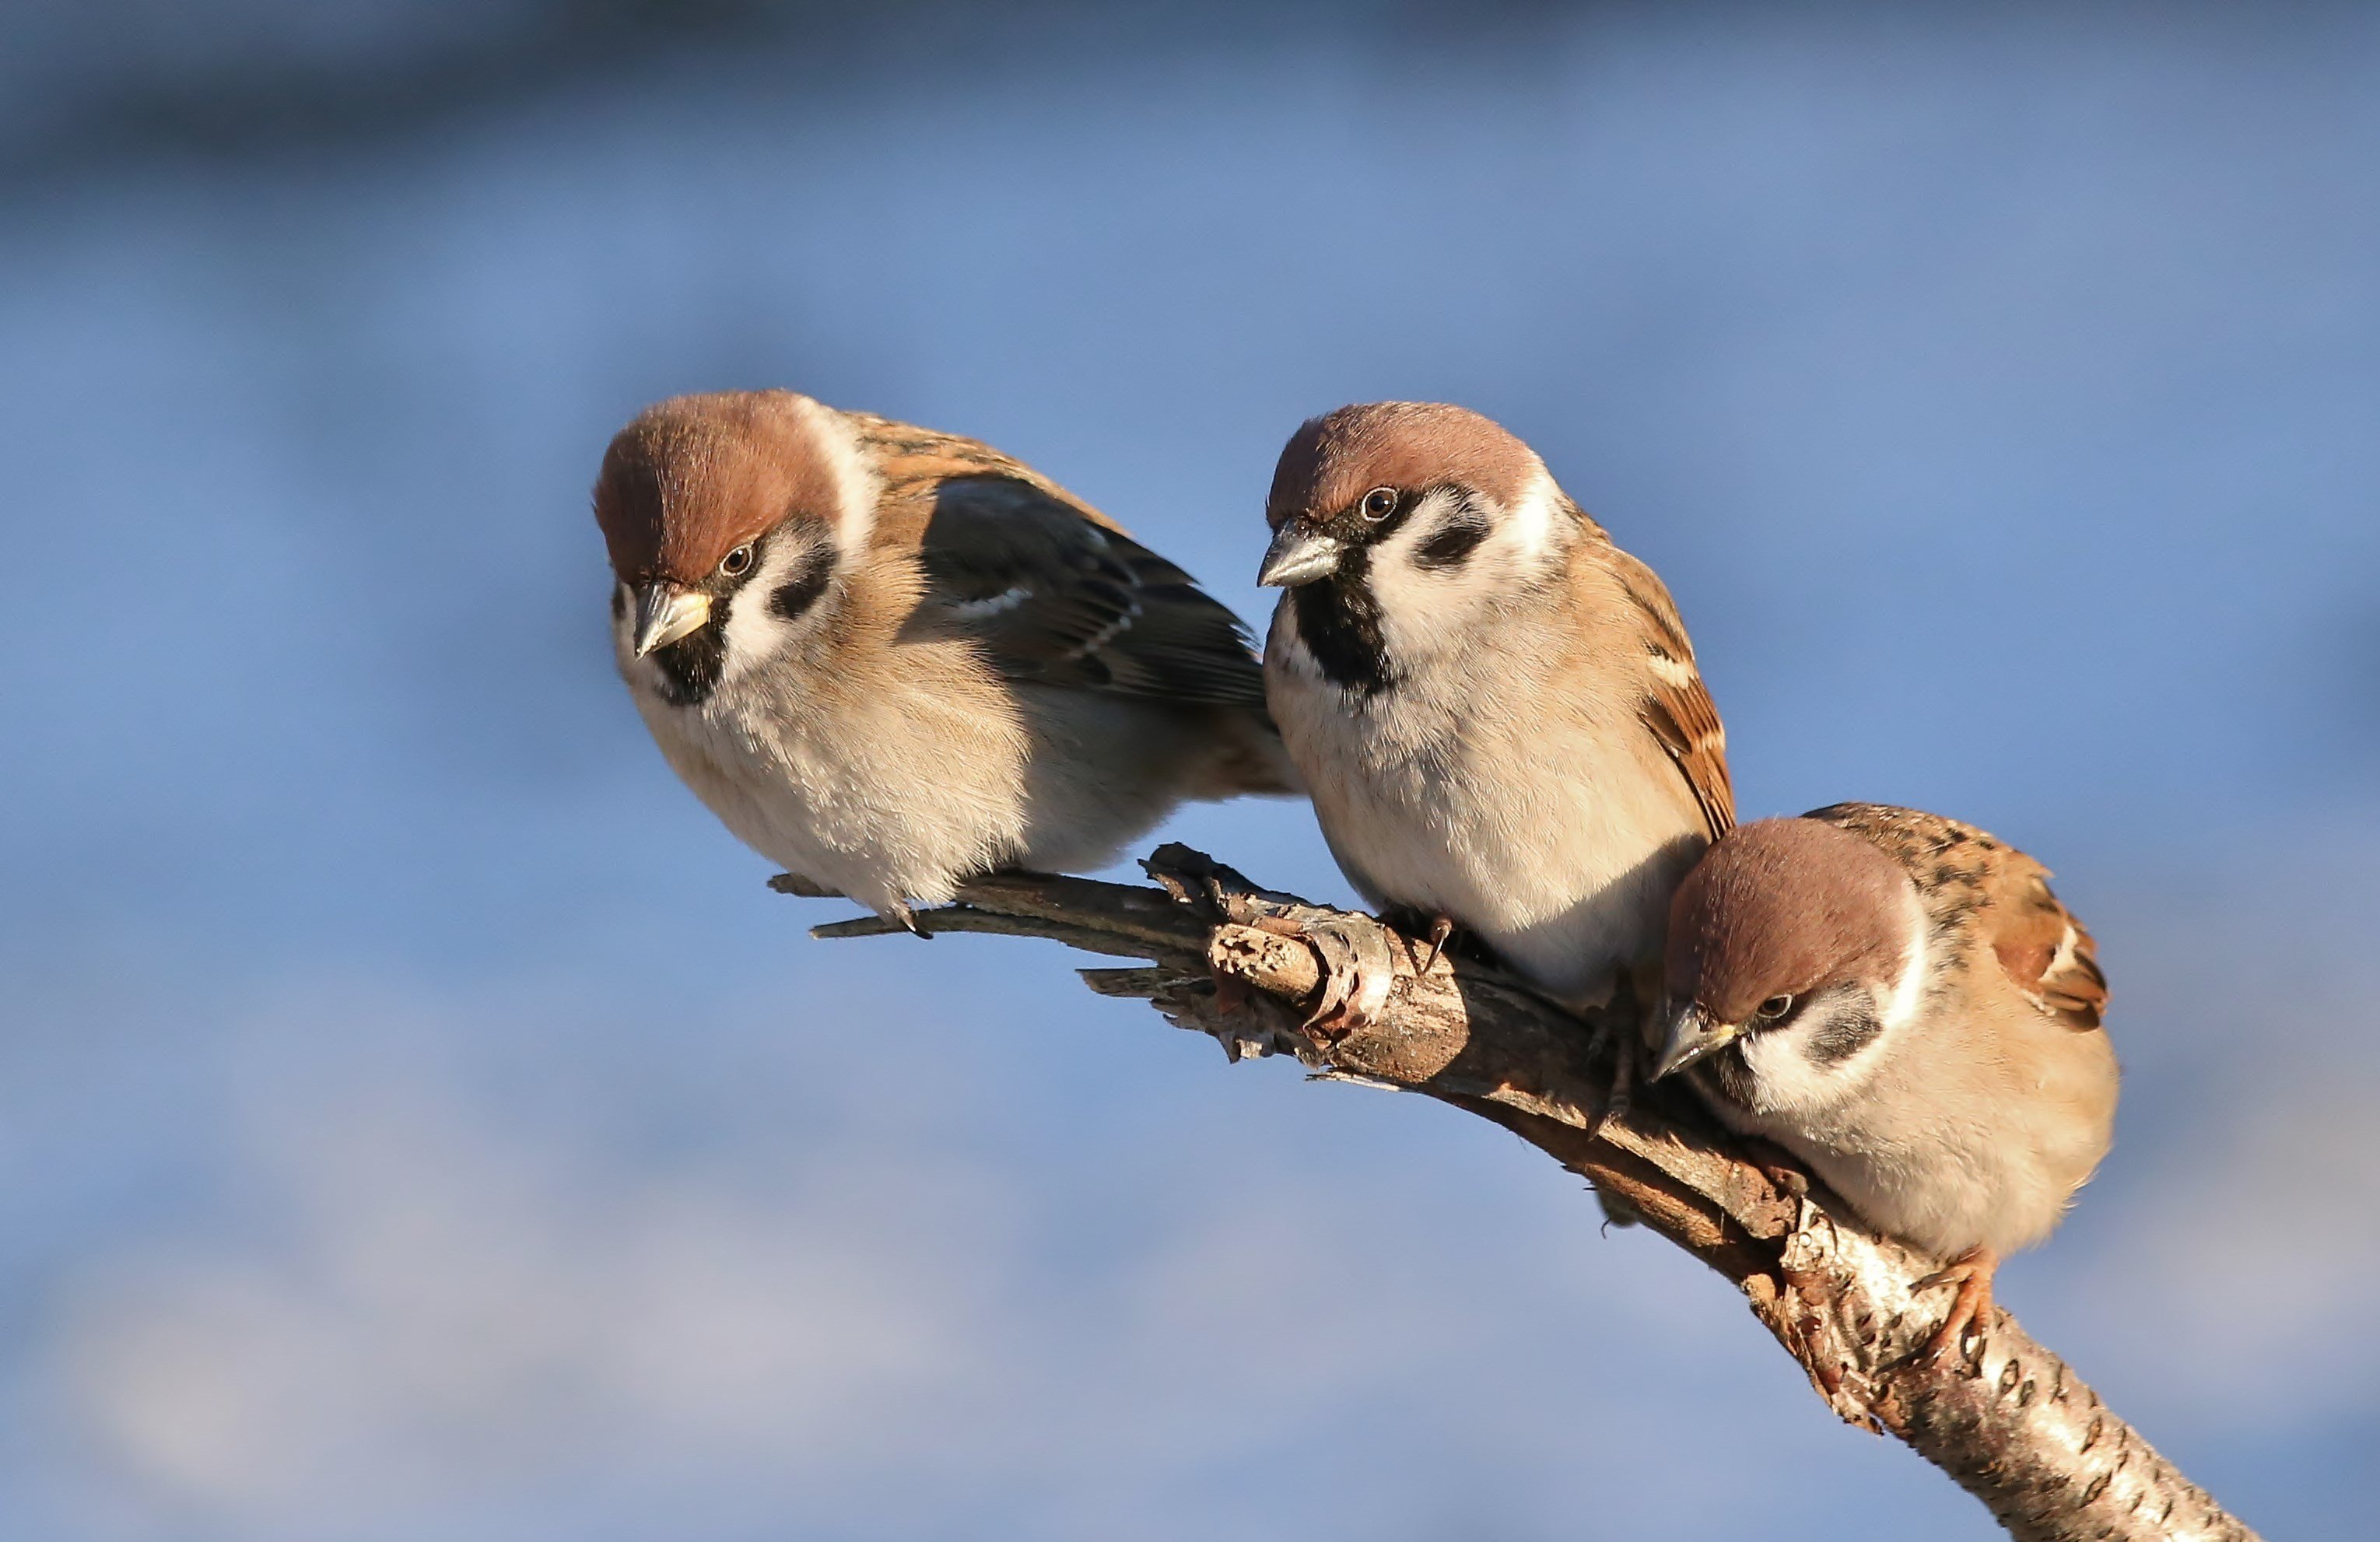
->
[1755,994,1796,1022]
[1359,486,1398,520]
[718,543,755,578]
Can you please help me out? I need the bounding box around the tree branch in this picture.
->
[790,846,2259,1542]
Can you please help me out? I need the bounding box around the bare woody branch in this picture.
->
[797,845,2258,1542]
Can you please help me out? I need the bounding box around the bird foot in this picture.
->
[1580,1021,1637,1144]
[1734,1137,1810,1200]
[1912,1245,1997,1362]
[1379,906,1482,976]
[768,872,845,898]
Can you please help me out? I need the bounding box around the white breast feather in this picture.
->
[1737,902,2108,1260]
[615,559,1031,916]
[1266,593,1704,1004]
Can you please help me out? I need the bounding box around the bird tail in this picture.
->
[1202,707,1306,799]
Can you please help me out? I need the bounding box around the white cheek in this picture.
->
[717,536,832,681]
[1739,904,1928,1116]
[1740,1025,1838,1115]
[1369,489,1461,572]
[1365,481,1565,657]
[1741,994,1892,1116]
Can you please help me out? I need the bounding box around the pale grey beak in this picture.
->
[632,581,713,657]
[1257,524,1348,588]
[1651,1002,1742,1081]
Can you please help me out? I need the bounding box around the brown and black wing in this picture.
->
[1607,545,1735,839]
[1809,801,2108,1031]
[904,471,1270,710]
[843,412,1270,709]
[1980,849,2108,1031]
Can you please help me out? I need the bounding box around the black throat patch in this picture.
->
[648,594,731,707]
[642,530,839,709]
[1692,1046,1758,1112]
[1291,549,1393,696]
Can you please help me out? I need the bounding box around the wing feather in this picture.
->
[1808,801,2108,1032]
[848,417,1268,710]
[1605,545,1734,839]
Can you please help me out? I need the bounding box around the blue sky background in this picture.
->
[3,4,2376,1537]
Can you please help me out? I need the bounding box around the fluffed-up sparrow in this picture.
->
[1257,400,1732,1011]
[595,389,1297,930]
[1652,802,2118,1355]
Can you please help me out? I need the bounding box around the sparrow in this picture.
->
[1651,803,2118,1355]
[594,389,1298,930]
[1257,401,1733,1011]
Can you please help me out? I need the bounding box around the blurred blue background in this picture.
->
[3,3,2375,1537]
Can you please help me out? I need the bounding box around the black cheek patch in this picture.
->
[769,547,832,622]
[1807,1005,1884,1067]
[1412,515,1490,571]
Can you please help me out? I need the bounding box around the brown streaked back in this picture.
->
[843,411,1126,544]
[1810,802,2108,1031]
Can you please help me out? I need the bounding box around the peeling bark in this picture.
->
[795,846,2257,1542]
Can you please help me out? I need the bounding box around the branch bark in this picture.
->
[794,846,2258,1542]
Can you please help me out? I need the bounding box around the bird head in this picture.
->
[1653,816,1926,1116]
[593,391,866,702]
[1257,401,1576,690]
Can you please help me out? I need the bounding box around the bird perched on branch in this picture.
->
[594,390,1297,930]
[1257,401,1732,1013]
[1651,803,2117,1356]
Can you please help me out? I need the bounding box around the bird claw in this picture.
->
[1579,1021,1636,1144]
[1414,915,1457,976]
[1733,1137,1811,1200]
[770,871,931,936]
[1912,1246,1997,1362]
